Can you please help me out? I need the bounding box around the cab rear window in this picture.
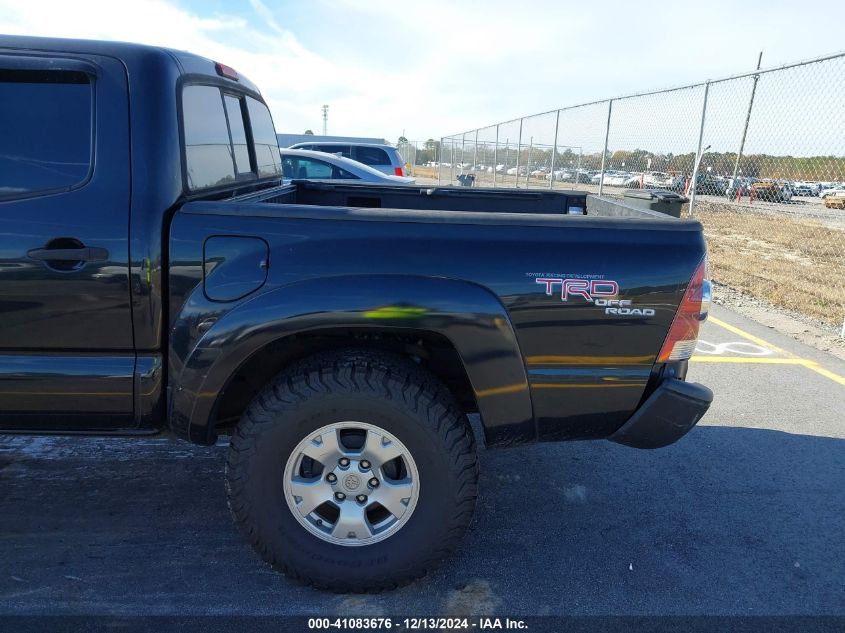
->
[183,85,235,190]
[246,96,282,178]
[181,85,281,190]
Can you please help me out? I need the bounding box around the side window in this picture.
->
[281,156,296,179]
[0,69,92,200]
[246,97,282,178]
[295,157,333,179]
[318,145,351,159]
[224,95,250,175]
[183,85,235,190]
[335,167,359,179]
[355,146,390,166]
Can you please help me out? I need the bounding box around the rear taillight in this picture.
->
[394,166,404,176]
[658,259,710,362]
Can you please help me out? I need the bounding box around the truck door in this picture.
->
[0,52,134,429]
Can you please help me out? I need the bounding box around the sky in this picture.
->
[2,0,845,144]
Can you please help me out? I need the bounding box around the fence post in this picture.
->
[732,51,763,182]
[473,129,479,177]
[548,110,560,190]
[459,133,465,182]
[525,137,533,187]
[576,147,582,184]
[515,118,523,188]
[450,140,455,184]
[493,125,499,187]
[598,100,613,197]
[689,81,711,217]
[438,137,443,184]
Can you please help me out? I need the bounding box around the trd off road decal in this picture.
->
[526,272,655,317]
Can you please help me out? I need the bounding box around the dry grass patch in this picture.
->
[696,202,845,326]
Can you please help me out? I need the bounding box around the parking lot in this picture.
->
[416,169,845,228]
[1,305,843,617]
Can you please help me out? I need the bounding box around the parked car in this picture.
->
[590,169,622,185]
[289,141,407,177]
[694,175,728,196]
[751,180,793,202]
[792,181,821,196]
[643,171,673,187]
[546,169,566,181]
[820,184,845,198]
[0,35,713,593]
[605,172,634,187]
[823,191,845,209]
[623,174,644,188]
[280,149,415,184]
[725,177,757,199]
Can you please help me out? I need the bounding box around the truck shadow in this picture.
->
[0,426,842,615]
[439,425,845,615]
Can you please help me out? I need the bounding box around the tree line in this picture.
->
[422,140,845,180]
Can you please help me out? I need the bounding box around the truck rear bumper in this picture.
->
[609,378,712,449]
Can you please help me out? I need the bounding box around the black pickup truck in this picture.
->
[0,36,713,592]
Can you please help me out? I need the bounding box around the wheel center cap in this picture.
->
[342,473,361,491]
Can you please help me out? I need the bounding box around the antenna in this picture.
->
[321,105,329,136]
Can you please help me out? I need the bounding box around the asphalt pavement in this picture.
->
[1,305,843,617]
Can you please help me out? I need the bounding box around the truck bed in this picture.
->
[230,180,685,222]
[170,182,706,445]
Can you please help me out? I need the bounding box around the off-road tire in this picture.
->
[225,349,478,592]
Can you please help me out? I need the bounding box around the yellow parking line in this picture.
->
[704,316,845,386]
[690,357,804,364]
[802,361,845,387]
[707,316,790,355]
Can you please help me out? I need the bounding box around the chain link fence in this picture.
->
[395,141,441,177]
[436,52,845,332]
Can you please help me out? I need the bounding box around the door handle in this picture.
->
[27,247,109,262]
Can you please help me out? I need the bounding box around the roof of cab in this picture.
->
[0,34,261,94]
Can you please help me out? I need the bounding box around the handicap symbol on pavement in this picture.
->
[695,340,773,356]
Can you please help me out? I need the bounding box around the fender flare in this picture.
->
[169,275,534,446]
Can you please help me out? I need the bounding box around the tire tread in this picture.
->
[225,348,478,592]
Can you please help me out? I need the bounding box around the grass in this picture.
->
[695,201,845,327]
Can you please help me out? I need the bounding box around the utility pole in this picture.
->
[732,51,763,182]
[322,105,329,136]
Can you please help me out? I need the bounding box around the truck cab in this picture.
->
[0,36,282,431]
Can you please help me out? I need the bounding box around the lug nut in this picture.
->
[360,460,371,470]
[356,494,367,503]
[335,492,346,501]
[326,473,337,483]
[368,477,380,488]
[338,457,350,467]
